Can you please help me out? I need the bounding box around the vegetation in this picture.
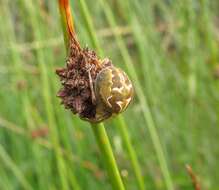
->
[0,0,219,189]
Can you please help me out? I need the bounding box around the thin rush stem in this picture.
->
[77,1,145,189]
[58,0,76,50]
[58,1,125,190]
[91,123,125,190]
[97,0,174,189]
[117,116,145,190]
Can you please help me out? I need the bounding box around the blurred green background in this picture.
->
[0,0,219,189]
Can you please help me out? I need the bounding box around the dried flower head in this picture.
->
[56,37,133,123]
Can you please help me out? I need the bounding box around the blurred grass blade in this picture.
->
[116,116,146,190]
[97,0,174,189]
[22,0,78,189]
[0,145,33,190]
[78,0,103,55]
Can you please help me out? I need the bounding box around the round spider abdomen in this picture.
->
[95,66,133,115]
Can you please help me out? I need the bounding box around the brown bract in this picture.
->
[56,38,109,120]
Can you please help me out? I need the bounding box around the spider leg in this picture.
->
[87,66,96,104]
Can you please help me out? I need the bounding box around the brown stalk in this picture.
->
[186,164,201,190]
[58,0,80,49]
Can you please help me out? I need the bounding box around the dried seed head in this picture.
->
[56,38,133,123]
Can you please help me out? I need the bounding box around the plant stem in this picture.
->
[91,123,125,190]
[0,145,32,190]
[77,1,145,189]
[58,0,75,51]
[58,1,125,190]
[98,0,174,189]
[79,0,145,190]
[117,116,145,190]
[78,0,103,55]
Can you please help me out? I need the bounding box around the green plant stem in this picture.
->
[58,1,125,190]
[78,0,103,55]
[0,145,32,190]
[21,1,73,189]
[97,0,174,189]
[77,1,145,189]
[91,123,125,190]
[117,116,145,190]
